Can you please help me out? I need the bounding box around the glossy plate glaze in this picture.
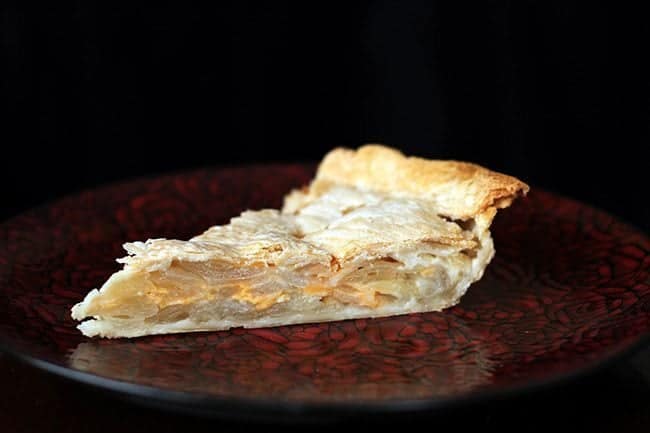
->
[0,164,648,419]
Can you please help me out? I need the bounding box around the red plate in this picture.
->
[0,164,648,419]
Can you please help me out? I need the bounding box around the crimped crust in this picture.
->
[284,145,529,221]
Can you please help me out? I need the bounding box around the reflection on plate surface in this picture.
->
[69,315,495,401]
[0,164,648,412]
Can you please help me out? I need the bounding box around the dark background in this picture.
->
[3,1,649,231]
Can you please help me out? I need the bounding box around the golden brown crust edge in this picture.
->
[308,144,529,221]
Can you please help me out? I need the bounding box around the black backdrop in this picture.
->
[3,1,649,231]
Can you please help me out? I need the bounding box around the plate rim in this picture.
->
[1,334,648,420]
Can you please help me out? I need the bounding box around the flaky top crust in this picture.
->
[119,145,529,270]
[286,145,529,221]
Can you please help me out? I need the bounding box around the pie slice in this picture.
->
[71,145,529,338]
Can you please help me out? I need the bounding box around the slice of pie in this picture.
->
[71,145,529,338]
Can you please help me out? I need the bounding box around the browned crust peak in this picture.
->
[312,144,529,220]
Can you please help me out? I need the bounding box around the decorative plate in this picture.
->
[0,164,648,420]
